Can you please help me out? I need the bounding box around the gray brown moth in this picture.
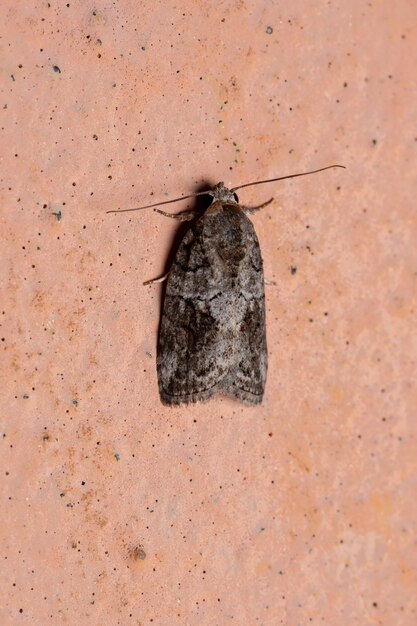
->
[108,165,344,406]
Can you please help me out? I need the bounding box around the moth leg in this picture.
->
[154,208,198,222]
[143,272,170,286]
[241,197,274,214]
[264,278,276,286]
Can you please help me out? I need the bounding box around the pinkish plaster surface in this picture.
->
[1,1,416,624]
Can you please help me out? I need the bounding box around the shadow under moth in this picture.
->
[108,165,344,406]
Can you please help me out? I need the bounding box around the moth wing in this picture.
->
[224,220,267,405]
[157,219,233,405]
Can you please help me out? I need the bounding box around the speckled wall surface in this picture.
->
[1,1,416,624]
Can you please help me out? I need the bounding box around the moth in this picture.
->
[108,165,344,406]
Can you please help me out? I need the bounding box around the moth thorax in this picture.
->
[211,182,238,205]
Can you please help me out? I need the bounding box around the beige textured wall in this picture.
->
[1,1,416,624]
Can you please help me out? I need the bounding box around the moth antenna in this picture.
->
[106,190,213,214]
[231,164,345,192]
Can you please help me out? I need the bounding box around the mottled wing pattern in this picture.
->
[157,203,267,406]
[157,208,234,405]
[223,215,267,404]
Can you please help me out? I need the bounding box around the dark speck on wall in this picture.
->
[265,26,273,34]
[52,65,61,73]
[132,546,146,561]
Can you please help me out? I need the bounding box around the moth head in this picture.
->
[210,182,239,205]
